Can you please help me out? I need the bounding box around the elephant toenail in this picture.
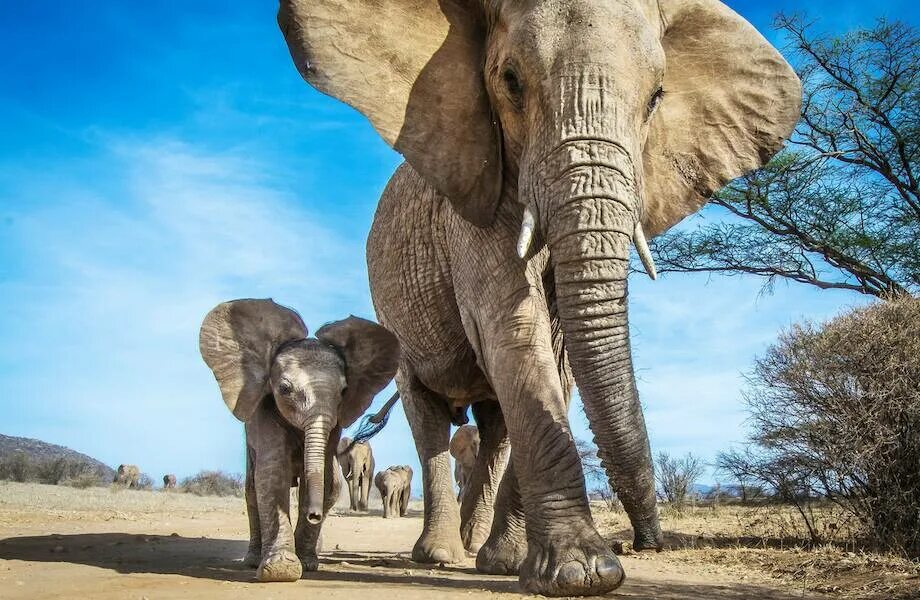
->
[430,548,451,563]
[596,556,625,585]
[557,561,587,586]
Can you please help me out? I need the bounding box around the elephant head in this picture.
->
[200,299,399,525]
[449,424,480,497]
[279,0,799,541]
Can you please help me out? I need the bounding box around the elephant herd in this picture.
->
[111,464,177,491]
[194,0,801,595]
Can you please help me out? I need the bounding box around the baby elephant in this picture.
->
[375,465,413,519]
[162,474,177,490]
[449,425,479,502]
[200,299,399,582]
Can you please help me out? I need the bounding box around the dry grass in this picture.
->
[593,502,920,599]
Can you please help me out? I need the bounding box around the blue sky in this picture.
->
[0,1,913,490]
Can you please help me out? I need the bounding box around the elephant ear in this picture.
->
[641,0,801,237]
[449,425,477,459]
[316,316,400,429]
[277,0,502,227]
[199,299,308,422]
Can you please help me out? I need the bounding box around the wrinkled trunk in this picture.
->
[537,132,662,549]
[303,415,333,525]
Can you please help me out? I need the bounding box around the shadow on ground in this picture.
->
[0,533,255,582]
[0,533,805,597]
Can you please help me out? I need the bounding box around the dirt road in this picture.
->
[0,482,812,599]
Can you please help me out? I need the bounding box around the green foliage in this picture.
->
[653,16,920,298]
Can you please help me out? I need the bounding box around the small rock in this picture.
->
[170,532,180,537]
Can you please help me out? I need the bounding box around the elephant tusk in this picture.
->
[517,205,537,259]
[633,221,658,280]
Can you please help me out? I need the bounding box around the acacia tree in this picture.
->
[651,15,919,298]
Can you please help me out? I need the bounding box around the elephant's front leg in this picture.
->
[243,444,262,568]
[398,366,465,563]
[459,400,510,554]
[250,413,302,582]
[460,281,624,596]
[294,447,340,572]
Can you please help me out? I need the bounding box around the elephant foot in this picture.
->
[460,516,492,554]
[257,549,302,582]
[243,545,262,568]
[632,516,664,552]
[519,531,624,597]
[475,527,527,575]
[299,551,319,572]
[412,528,466,564]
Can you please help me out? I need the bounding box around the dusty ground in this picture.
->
[0,482,843,599]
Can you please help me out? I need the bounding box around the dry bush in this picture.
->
[576,438,620,512]
[655,451,705,512]
[0,452,107,487]
[181,470,243,497]
[720,296,920,557]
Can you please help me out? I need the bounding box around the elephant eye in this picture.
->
[647,87,664,120]
[503,67,523,106]
[278,380,293,396]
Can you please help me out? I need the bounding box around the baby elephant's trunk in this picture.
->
[303,416,334,524]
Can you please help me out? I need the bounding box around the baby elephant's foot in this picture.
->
[476,527,527,575]
[243,545,261,568]
[520,531,624,596]
[460,517,492,555]
[412,528,466,564]
[257,548,302,582]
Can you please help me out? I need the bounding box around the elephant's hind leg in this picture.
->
[460,400,510,554]
[476,454,527,575]
[398,367,465,563]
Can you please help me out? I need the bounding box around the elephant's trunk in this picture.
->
[303,415,334,525]
[536,127,662,549]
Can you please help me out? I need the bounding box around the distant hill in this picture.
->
[0,434,115,484]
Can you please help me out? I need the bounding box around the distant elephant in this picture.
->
[113,464,140,488]
[200,299,399,582]
[279,0,800,595]
[337,437,375,512]
[163,474,177,490]
[375,465,413,519]
[449,425,479,502]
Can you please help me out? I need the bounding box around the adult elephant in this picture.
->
[450,425,479,502]
[163,474,177,490]
[337,437,375,512]
[114,464,140,488]
[278,0,800,595]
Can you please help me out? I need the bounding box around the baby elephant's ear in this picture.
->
[199,299,307,422]
[316,316,400,428]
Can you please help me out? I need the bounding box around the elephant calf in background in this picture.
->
[450,425,479,502]
[337,437,375,512]
[375,465,413,519]
[113,464,140,488]
[200,299,399,582]
[162,474,177,490]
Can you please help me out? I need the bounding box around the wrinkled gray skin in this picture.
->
[200,299,399,582]
[113,464,140,488]
[162,474,177,490]
[374,465,413,519]
[337,437,375,512]
[279,0,800,595]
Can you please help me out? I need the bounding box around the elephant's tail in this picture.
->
[340,391,400,454]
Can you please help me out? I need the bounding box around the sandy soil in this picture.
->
[0,482,817,599]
